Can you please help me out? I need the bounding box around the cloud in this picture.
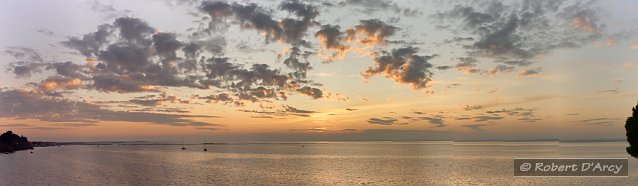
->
[281,47,312,79]
[338,0,418,16]
[518,117,542,122]
[152,32,183,61]
[348,19,398,45]
[463,124,489,131]
[36,28,56,36]
[127,93,177,107]
[198,93,236,105]
[0,124,32,127]
[314,19,400,62]
[0,89,222,127]
[194,127,225,130]
[38,77,83,91]
[473,115,504,122]
[113,17,155,43]
[315,24,349,57]
[436,0,603,73]
[25,127,66,131]
[238,104,317,117]
[464,105,483,111]
[362,47,435,90]
[92,74,160,93]
[367,117,398,125]
[597,88,620,94]
[61,24,113,57]
[283,105,316,114]
[581,118,618,126]
[446,83,462,89]
[4,47,44,62]
[486,108,535,117]
[519,67,543,76]
[199,0,319,45]
[296,86,323,99]
[418,116,445,127]
[487,65,515,75]
[53,123,99,127]
[57,16,324,103]
[7,62,46,78]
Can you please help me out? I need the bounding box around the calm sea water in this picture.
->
[1,141,637,185]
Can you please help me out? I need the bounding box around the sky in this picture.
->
[0,0,637,142]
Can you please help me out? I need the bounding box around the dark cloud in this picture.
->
[198,93,236,104]
[283,105,315,114]
[362,47,435,90]
[114,17,155,43]
[446,83,462,89]
[281,47,312,79]
[62,24,113,57]
[436,0,603,72]
[0,89,223,127]
[464,105,483,111]
[238,104,317,117]
[351,19,398,44]
[199,0,319,45]
[36,28,56,36]
[519,67,543,76]
[194,127,225,130]
[6,60,87,85]
[486,108,535,117]
[183,37,226,58]
[152,32,183,61]
[59,16,324,102]
[296,86,322,99]
[518,117,542,122]
[338,0,418,16]
[487,65,515,75]
[367,117,398,125]
[92,74,159,93]
[473,115,504,122]
[4,47,44,62]
[435,65,452,71]
[48,61,85,78]
[454,57,477,71]
[346,108,358,111]
[581,118,618,126]
[128,94,177,107]
[279,0,320,44]
[7,62,46,78]
[463,124,489,131]
[315,24,348,50]
[418,117,445,127]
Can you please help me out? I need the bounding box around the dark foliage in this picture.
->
[626,102,638,158]
[0,131,33,153]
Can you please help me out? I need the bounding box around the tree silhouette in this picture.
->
[626,101,638,158]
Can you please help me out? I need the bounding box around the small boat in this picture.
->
[181,137,186,150]
[203,139,208,151]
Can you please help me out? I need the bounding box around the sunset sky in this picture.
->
[1,0,637,142]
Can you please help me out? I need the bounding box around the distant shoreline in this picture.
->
[29,139,626,147]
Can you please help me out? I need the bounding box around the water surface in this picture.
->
[1,141,636,185]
